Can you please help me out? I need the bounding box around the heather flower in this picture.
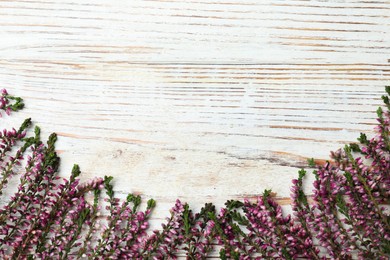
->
[0,118,33,195]
[241,190,302,258]
[90,176,155,259]
[209,202,250,259]
[5,133,60,258]
[290,170,321,259]
[0,88,24,116]
[0,87,389,259]
[142,199,186,259]
[181,203,216,259]
[309,163,355,258]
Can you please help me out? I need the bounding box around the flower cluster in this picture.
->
[0,88,389,259]
[0,89,24,116]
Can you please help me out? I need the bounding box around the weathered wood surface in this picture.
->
[0,0,389,228]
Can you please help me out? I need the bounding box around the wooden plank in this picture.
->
[0,65,387,203]
[0,0,389,248]
[0,0,388,63]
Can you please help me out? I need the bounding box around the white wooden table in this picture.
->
[0,0,389,225]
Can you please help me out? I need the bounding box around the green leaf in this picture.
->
[33,126,41,144]
[230,210,249,226]
[349,143,361,152]
[225,200,243,210]
[17,118,31,134]
[231,222,245,237]
[358,133,368,145]
[263,189,272,198]
[104,176,113,187]
[47,132,57,147]
[298,190,308,206]
[382,95,389,105]
[231,250,240,260]
[9,96,24,111]
[312,170,319,180]
[344,171,353,183]
[71,164,81,179]
[307,158,315,167]
[104,176,114,199]
[126,194,141,212]
[281,248,292,260]
[183,204,191,235]
[219,249,227,260]
[298,169,306,180]
[377,107,383,118]
[336,194,348,216]
[93,188,101,207]
[147,198,156,210]
[385,86,390,96]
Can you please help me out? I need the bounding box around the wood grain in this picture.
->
[0,0,389,236]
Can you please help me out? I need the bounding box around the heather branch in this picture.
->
[77,188,101,259]
[142,200,185,258]
[0,126,40,225]
[183,203,216,259]
[0,89,24,115]
[60,201,91,259]
[0,87,389,259]
[11,134,60,258]
[0,118,33,195]
[36,164,82,253]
